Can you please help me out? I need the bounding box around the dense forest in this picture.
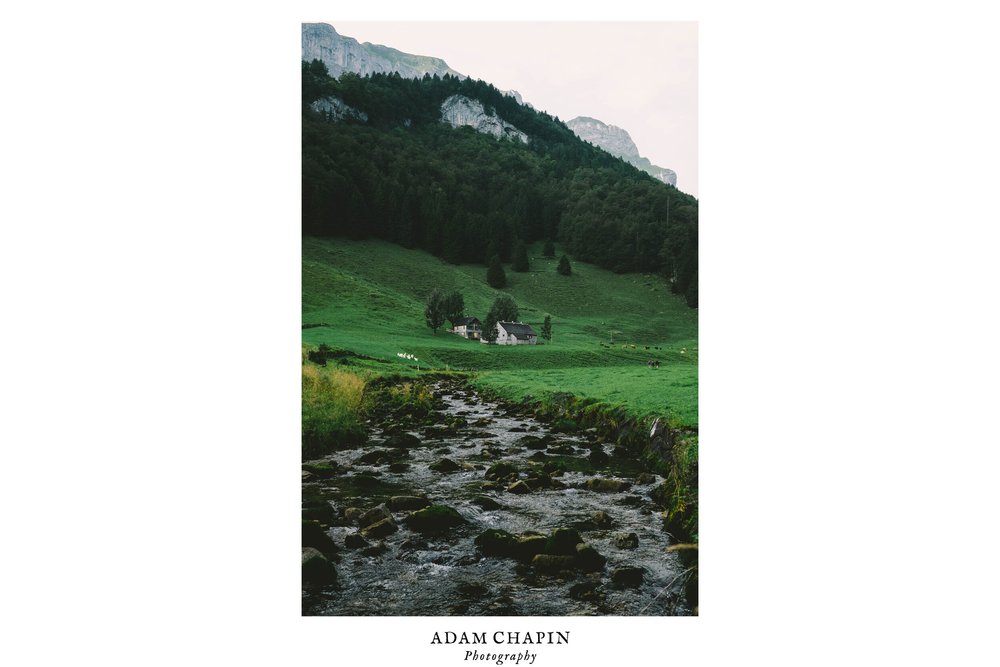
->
[302,60,699,306]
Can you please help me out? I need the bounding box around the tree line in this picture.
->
[303,60,698,307]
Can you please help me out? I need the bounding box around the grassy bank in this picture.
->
[303,237,698,428]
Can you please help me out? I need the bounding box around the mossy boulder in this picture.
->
[474,529,517,557]
[301,499,338,523]
[485,461,519,481]
[545,528,584,556]
[574,543,607,572]
[429,458,461,473]
[301,462,340,478]
[302,547,337,586]
[302,520,339,555]
[357,503,391,529]
[471,495,504,510]
[344,532,368,549]
[507,480,532,494]
[611,566,645,588]
[404,505,466,534]
[531,554,577,573]
[475,529,547,562]
[517,435,548,450]
[615,532,640,549]
[361,517,398,539]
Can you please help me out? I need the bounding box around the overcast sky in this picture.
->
[331,22,698,197]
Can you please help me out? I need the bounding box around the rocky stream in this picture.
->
[302,381,695,615]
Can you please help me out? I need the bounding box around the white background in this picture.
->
[2,1,999,665]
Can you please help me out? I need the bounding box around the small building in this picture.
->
[452,316,482,340]
[483,321,537,345]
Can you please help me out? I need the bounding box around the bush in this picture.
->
[557,255,572,276]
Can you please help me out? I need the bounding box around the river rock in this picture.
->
[404,505,466,533]
[485,461,518,481]
[517,435,547,449]
[611,566,645,588]
[585,478,632,493]
[456,581,489,598]
[569,580,603,602]
[354,448,408,465]
[361,517,398,539]
[474,529,546,561]
[592,511,615,528]
[388,496,431,511]
[360,541,388,557]
[636,472,656,485]
[528,452,547,462]
[531,554,577,573]
[343,507,364,523]
[344,532,368,549]
[302,547,337,585]
[387,462,410,472]
[545,528,584,556]
[302,462,340,478]
[429,458,461,473]
[548,444,577,455]
[615,532,640,549]
[383,433,422,449]
[357,503,391,529]
[575,543,607,572]
[475,529,517,557]
[302,520,339,555]
[588,448,610,466]
[301,499,338,523]
[399,536,428,552]
[471,495,504,510]
[507,480,532,494]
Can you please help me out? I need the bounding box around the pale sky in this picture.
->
[331,22,698,197]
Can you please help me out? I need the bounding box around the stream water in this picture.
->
[302,382,693,616]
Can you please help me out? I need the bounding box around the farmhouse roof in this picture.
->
[454,316,481,326]
[498,321,536,339]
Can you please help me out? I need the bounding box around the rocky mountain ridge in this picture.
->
[565,116,677,186]
[302,23,462,80]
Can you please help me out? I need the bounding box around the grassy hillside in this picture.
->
[303,237,698,427]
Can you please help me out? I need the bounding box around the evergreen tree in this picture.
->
[482,311,499,344]
[443,290,465,326]
[512,239,529,272]
[542,239,555,258]
[557,254,572,276]
[541,315,552,341]
[424,289,446,333]
[486,255,506,288]
[489,294,519,322]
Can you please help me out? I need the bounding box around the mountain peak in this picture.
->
[566,115,676,186]
[302,23,462,80]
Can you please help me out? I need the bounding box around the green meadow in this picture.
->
[302,237,698,427]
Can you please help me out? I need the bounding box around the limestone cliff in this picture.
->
[566,116,677,186]
[310,96,368,123]
[440,95,528,144]
[302,23,462,79]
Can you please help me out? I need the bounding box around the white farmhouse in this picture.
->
[452,316,482,340]
[482,321,537,345]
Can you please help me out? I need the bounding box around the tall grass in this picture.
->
[301,359,366,458]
